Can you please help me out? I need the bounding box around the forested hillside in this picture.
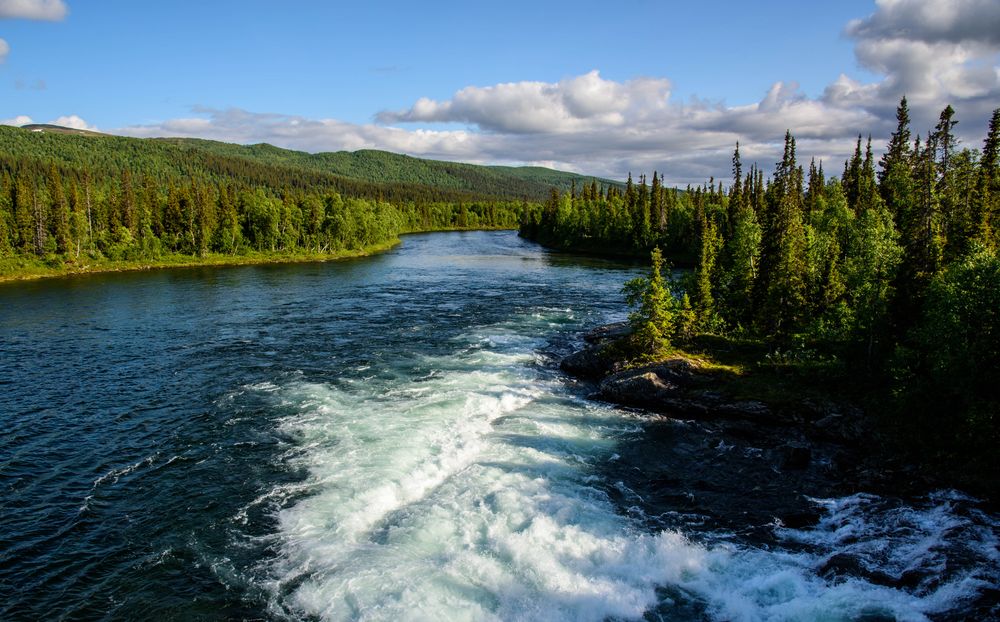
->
[3,125,614,201]
[155,138,621,199]
[0,124,548,278]
[523,99,1000,490]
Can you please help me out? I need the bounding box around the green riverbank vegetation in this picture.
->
[0,126,538,281]
[525,99,1000,496]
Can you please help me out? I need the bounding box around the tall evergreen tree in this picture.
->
[879,97,915,230]
[843,136,863,212]
[729,143,742,238]
[756,131,808,337]
[977,108,1000,247]
[47,164,70,255]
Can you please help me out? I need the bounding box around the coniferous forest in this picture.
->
[0,125,540,278]
[521,99,1000,490]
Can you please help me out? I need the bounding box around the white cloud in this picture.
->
[0,37,8,62]
[50,114,97,131]
[846,0,1000,47]
[0,0,67,20]
[105,1,1000,186]
[838,0,1000,127]
[377,70,670,134]
[1,114,32,125]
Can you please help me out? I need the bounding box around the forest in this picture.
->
[0,125,533,277]
[522,98,1000,486]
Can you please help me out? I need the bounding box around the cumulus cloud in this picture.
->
[377,70,671,134]
[1,114,32,125]
[0,37,8,62]
[837,0,1000,126]
[0,114,98,130]
[846,0,1000,47]
[51,114,97,131]
[0,0,67,20]
[109,0,1000,185]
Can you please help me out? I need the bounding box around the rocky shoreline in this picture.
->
[563,323,940,534]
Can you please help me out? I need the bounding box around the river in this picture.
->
[1,231,997,621]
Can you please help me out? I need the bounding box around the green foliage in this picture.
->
[521,101,1000,488]
[891,246,1000,484]
[1,125,608,202]
[0,126,530,276]
[622,248,677,360]
[908,247,1000,416]
[843,205,903,362]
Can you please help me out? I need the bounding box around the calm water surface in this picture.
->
[1,231,996,621]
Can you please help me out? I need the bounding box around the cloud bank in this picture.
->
[0,113,96,131]
[0,0,67,21]
[17,0,1000,185]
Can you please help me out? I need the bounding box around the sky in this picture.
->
[1,0,999,185]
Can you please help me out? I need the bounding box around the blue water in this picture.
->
[1,231,997,621]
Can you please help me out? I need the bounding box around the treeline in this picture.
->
[520,174,698,259]
[525,98,1000,472]
[0,154,523,265]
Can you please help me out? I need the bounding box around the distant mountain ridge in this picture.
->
[3,124,620,200]
[20,123,105,136]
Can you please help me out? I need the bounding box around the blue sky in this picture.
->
[2,0,999,183]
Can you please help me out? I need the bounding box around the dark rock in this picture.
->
[560,345,615,380]
[598,370,677,407]
[583,321,631,344]
[716,400,773,421]
[780,444,812,470]
[812,408,868,445]
[596,363,776,424]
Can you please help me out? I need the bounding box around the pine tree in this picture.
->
[650,170,663,235]
[47,164,70,255]
[756,131,808,337]
[14,178,34,253]
[879,96,915,228]
[859,136,880,213]
[729,143,742,239]
[622,247,676,358]
[0,175,12,253]
[934,105,963,259]
[805,158,824,215]
[693,209,719,326]
[843,136,863,212]
[69,181,87,257]
[977,108,1000,247]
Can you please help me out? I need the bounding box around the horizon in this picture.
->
[1,0,999,185]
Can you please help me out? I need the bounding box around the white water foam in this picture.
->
[251,315,998,621]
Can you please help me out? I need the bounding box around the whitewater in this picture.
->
[1,231,996,621]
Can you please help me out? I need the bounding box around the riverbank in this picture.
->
[562,322,996,505]
[0,241,400,283]
[0,227,515,284]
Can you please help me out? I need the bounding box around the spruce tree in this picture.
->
[879,97,915,229]
[934,105,962,259]
[843,136,863,212]
[977,108,1000,247]
[622,247,676,358]
[729,143,742,239]
[756,131,808,338]
[47,164,70,255]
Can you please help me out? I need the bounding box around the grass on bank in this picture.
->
[0,226,516,283]
[0,238,403,283]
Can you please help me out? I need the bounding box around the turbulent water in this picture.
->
[1,231,997,621]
